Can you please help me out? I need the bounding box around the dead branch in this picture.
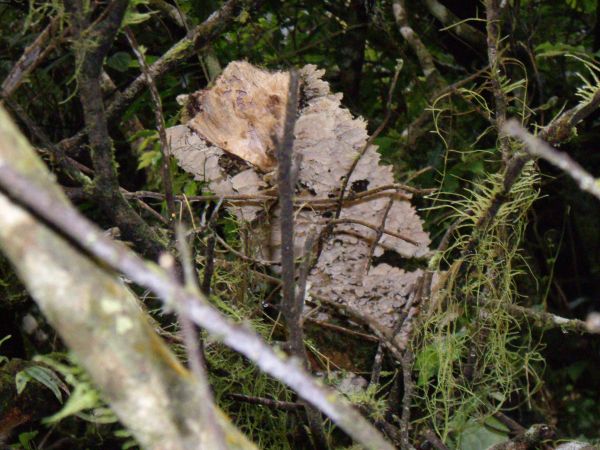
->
[392,0,443,86]
[1,17,66,98]
[504,120,600,202]
[276,70,328,449]
[66,0,167,260]
[423,0,486,49]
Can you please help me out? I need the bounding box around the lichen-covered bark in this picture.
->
[168,61,432,335]
[0,106,255,450]
[67,0,167,261]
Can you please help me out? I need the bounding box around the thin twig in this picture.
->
[399,350,416,450]
[164,233,226,450]
[493,412,526,434]
[369,344,385,387]
[125,28,177,221]
[277,70,328,450]
[328,218,420,246]
[305,318,379,343]
[295,229,317,327]
[423,429,449,450]
[200,199,223,295]
[226,393,304,411]
[504,119,600,202]
[202,234,217,295]
[124,182,431,206]
[214,233,280,266]
[363,194,396,275]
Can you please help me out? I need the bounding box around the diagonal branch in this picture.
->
[1,16,67,98]
[423,0,486,49]
[504,120,600,202]
[58,0,261,154]
[0,107,394,450]
[392,0,443,86]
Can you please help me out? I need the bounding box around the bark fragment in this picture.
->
[168,61,432,333]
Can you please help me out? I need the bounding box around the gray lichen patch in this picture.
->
[168,61,432,334]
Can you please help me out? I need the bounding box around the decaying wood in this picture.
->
[168,61,432,336]
[185,61,290,171]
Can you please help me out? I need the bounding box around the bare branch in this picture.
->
[504,119,600,202]
[276,70,328,450]
[392,0,442,85]
[278,70,301,353]
[423,0,486,49]
[1,17,66,98]
[172,229,227,450]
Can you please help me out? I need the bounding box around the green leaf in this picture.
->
[17,430,38,450]
[0,334,11,347]
[415,343,440,387]
[183,180,198,197]
[127,129,156,142]
[107,52,132,72]
[137,149,161,169]
[15,365,65,402]
[535,41,587,59]
[458,418,509,450]
[43,383,100,424]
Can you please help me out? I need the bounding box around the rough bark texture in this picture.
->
[168,61,431,334]
[67,0,167,261]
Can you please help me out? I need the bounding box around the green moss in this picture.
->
[414,162,544,443]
